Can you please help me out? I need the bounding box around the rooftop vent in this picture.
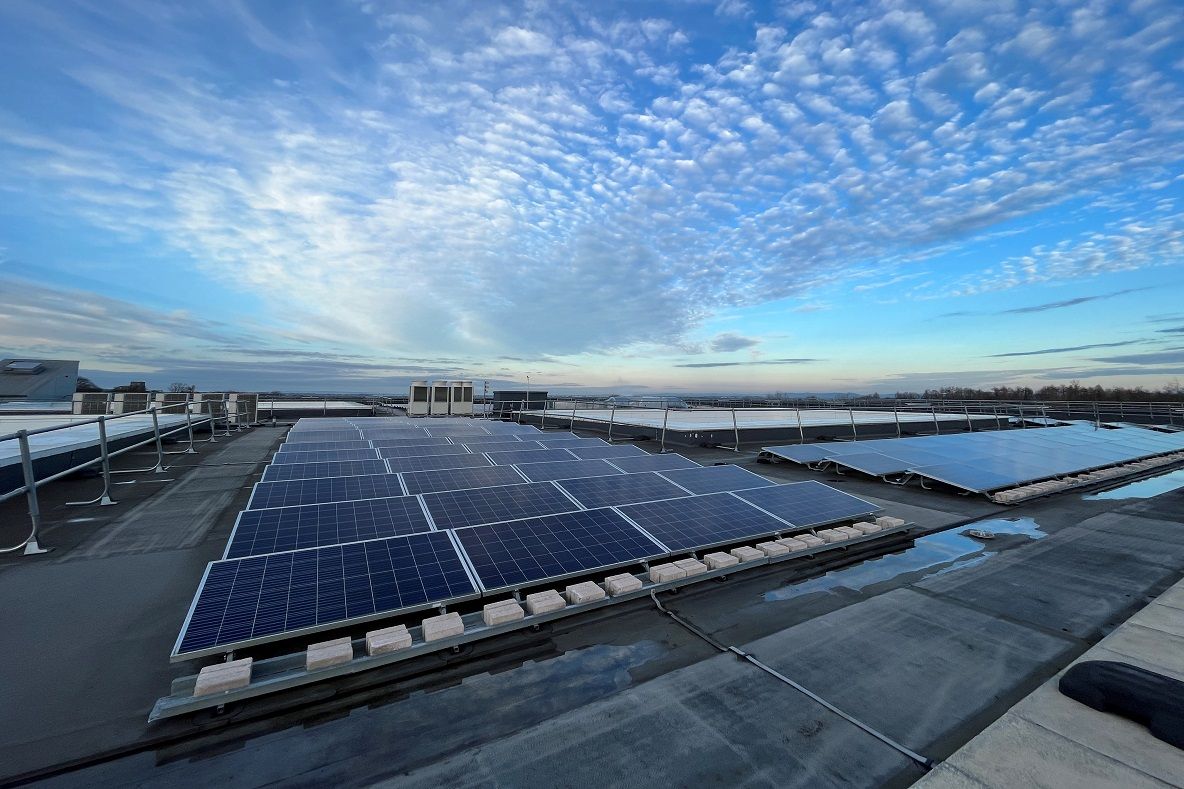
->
[3,361,45,375]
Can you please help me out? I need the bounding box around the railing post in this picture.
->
[893,404,901,438]
[96,417,116,505]
[848,407,857,441]
[516,400,524,424]
[18,431,48,555]
[571,401,577,432]
[660,407,669,453]
[540,399,548,430]
[931,405,939,435]
[796,407,805,444]
[1094,401,1100,429]
[964,404,972,433]
[732,408,740,452]
[608,407,616,443]
[150,407,166,473]
[323,399,327,417]
[993,403,1000,431]
[1119,401,1124,420]
[183,405,197,453]
[1018,402,1025,427]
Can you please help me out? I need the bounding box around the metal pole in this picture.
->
[796,407,805,444]
[660,407,670,453]
[848,407,857,442]
[732,408,740,452]
[931,405,939,435]
[323,399,327,417]
[893,404,901,438]
[15,432,49,555]
[183,405,196,453]
[96,417,116,505]
[1119,401,1124,420]
[1018,402,1025,428]
[1094,401,1100,429]
[223,399,232,436]
[964,404,972,433]
[993,403,1000,431]
[540,398,547,430]
[516,400,524,424]
[150,408,166,472]
[608,407,616,443]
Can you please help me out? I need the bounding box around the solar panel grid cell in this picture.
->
[400,465,527,496]
[555,471,690,509]
[655,464,776,494]
[276,440,374,454]
[734,481,880,527]
[270,448,380,465]
[617,493,789,552]
[247,473,406,510]
[382,454,493,473]
[379,444,473,458]
[225,496,433,558]
[566,445,648,460]
[512,458,624,482]
[261,459,390,483]
[485,448,579,466]
[607,453,701,473]
[421,482,580,530]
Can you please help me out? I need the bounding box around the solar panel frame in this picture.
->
[606,453,702,473]
[451,508,667,594]
[450,434,526,445]
[261,459,390,483]
[270,448,381,465]
[733,481,881,528]
[283,430,364,443]
[512,458,625,482]
[400,464,528,496]
[421,481,582,531]
[275,440,374,454]
[172,530,479,660]
[531,436,610,447]
[246,473,407,510]
[366,437,455,448]
[382,453,494,474]
[615,492,793,553]
[655,464,777,494]
[458,440,545,453]
[566,444,649,460]
[554,471,692,509]
[378,444,473,458]
[223,495,435,559]
[484,448,579,466]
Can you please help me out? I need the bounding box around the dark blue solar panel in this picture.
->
[379,444,473,458]
[421,482,580,530]
[247,473,405,510]
[617,493,789,552]
[607,453,701,473]
[400,465,527,496]
[459,440,544,453]
[829,452,910,476]
[225,496,432,558]
[174,531,476,656]
[485,448,578,466]
[657,465,775,494]
[262,459,389,482]
[567,445,648,460]
[532,436,609,447]
[367,437,454,448]
[513,458,624,482]
[358,429,431,439]
[383,453,493,473]
[555,472,690,508]
[424,427,493,437]
[284,430,363,443]
[733,481,879,527]
[276,440,373,453]
[270,448,380,465]
[453,508,665,593]
[452,434,526,445]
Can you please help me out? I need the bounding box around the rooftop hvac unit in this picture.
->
[229,393,258,425]
[408,381,430,417]
[449,380,474,416]
[429,380,450,416]
[111,392,151,414]
[72,392,111,415]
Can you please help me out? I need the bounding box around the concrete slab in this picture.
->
[193,658,253,696]
[482,601,525,626]
[729,546,763,562]
[422,612,464,642]
[648,563,686,583]
[524,589,565,615]
[703,552,739,570]
[366,625,412,656]
[603,573,642,596]
[565,581,606,605]
[306,637,353,670]
[756,541,789,557]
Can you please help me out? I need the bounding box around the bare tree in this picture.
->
[168,382,197,393]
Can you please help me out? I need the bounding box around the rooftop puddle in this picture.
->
[764,517,1045,602]
[1082,468,1184,500]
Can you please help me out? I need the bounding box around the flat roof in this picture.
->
[535,407,998,431]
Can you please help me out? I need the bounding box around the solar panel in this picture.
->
[275,440,373,454]
[421,482,580,530]
[400,465,527,496]
[261,459,389,483]
[225,496,433,559]
[270,448,380,465]
[532,436,610,447]
[607,453,701,473]
[284,430,363,443]
[829,452,910,476]
[733,481,880,527]
[452,434,525,445]
[247,473,405,510]
[174,531,477,658]
[459,440,544,453]
[452,508,665,593]
[379,444,473,458]
[617,493,790,552]
[566,444,648,460]
[383,454,494,474]
[555,472,690,509]
[513,458,624,482]
[657,464,776,494]
[359,429,430,438]
[366,437,454,448]
[424,427,492,437]
[485,448,578,466]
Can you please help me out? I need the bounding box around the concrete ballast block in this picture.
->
[366,625,412,656]
[835,526,864,539]
[565,581,607,605]
[193,657,253,696]
[729,546,764,562]
[876,516,906,529]
[704,551,740,569]
[797,534,825,548]
[776,537,809,551]
[851,521,881,535]
[525,589,566,615]
[482,600,525,626]
[649,563,687,583]
[818,529,847,543]
[604,573,643,596]
[756,541,790,557]
[673,558,709,576]
[306,636,353,671]
[422,611,464,642]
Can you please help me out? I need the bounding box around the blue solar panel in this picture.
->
[452,435,525,445]
[555,471,690,508]
[532,436,610,447]
[359,429,431,438]
[247,473,405,510]
[607,453,701,473]
[276,440,373,454]
[485,448,578,466]
[459,440,544,453]
[617,493,789,552]
[567,444,648,460]
[270,448,380,465]
[421,482,580,530]
[262,459,389,483]
[174,531,476,657]
[383,454,493,474]
[424,427,492,437]
[513,458,624,482]
[829,452,911,476]
[284,430,363,443]
[453,508,665,593]
[225,496,433,558]
[400,465,527,496]
[379,444,473,458]
[733,481,879,527]
[657,464,776,494]
[367,437,454,448]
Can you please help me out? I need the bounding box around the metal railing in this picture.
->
[0,396,245,557]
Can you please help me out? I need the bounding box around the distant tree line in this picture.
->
[886,380,1183,403]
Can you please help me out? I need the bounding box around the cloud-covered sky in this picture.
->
[1,0,1182,393]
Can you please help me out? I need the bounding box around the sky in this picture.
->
[1,0,1182,395]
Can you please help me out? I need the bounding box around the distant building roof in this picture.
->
[0,359,79,401]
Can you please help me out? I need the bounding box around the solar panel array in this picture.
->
[174,416,881,658]
[763,423,1184,492]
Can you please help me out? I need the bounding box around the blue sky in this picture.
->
[1,0,1182,395]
